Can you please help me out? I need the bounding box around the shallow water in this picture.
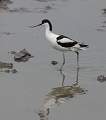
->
[0,0,106,120]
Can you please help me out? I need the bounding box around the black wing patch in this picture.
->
[57,41,78,47]
[57,35,77,48]
[57,35,71,41]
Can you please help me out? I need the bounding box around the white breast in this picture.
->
[46,31,58,47]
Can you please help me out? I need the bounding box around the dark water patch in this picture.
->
[61,0,68,2]
[51,60,58,66]
[9,7,32,13]
[2,69,18,74]
[34,0,56,2]
[0,32,15,36]
[0,0,12,4]
[47,85,87,99]
[0,0,68,14]
[10,69,18,73]
[35,0,68,2]
[0,61,13,69]
[9,49,34,62]
[33,0,69,14]
[101,8,106,15]
[8,6,54,14]
[96,24,106,32]
[96,9,106,32]
[0,0,12,11]
[99,20,106,29]
[97,75,106,83]
[96,28,106,32]
[45,5,53,10]
[96,20,106,31]
[100,25,106,28]
[0,61,18,74]
[102,21,106,24]
[38,84,87,120]
[35,4,55,14]
[96,22,106,32]
[0,4,8,10]
[8,5,54,14]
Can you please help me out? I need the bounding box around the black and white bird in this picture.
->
[30,19,88,69]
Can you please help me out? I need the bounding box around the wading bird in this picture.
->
[30,19,88,70]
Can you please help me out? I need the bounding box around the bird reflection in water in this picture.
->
[37,67,87,120]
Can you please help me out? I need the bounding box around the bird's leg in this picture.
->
[73,65,79,86]
[76,52,79,69]
[62,52,65,66]
[59,70,65,86]
[60,52,65,71]
[76,66,79,85]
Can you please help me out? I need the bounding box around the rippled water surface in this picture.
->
[0,0,106,120]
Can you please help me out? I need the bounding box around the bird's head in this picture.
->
[29,19,52,31]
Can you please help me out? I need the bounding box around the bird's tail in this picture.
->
[79,43,88,50]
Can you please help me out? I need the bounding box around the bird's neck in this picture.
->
[44,23,52,36]
[44,23,52,32]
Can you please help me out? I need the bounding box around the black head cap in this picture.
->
[41,19,52,31]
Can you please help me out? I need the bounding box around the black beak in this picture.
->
[29,23,42,28]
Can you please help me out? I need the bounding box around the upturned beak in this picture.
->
[29,23,42,28]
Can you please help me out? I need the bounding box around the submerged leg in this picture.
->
[73,65,79,86]
[73,52,80,85]
[59,70,65,86]
[76,66,79,85]
[60,52,65,71]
